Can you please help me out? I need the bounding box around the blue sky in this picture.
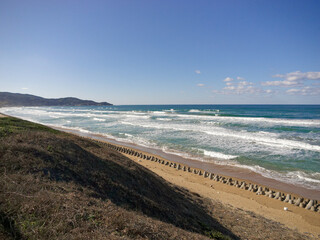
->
[0,0,320,104]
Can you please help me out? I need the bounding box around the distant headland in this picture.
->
[0,92,112,107]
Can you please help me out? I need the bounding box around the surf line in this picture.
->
[84,136,320,213]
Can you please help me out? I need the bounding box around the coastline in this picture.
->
[54,127,320,237]
[55,126,320,201]
[1,113,320,237]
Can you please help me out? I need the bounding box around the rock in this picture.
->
[240,182,246,189]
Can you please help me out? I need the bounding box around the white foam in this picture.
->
[93,117,105,122]
[120,121,320,152]
[156,118,171,121]
[172,113,320,127]
[202,149,238,160]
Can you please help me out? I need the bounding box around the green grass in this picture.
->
[0,117,59,137]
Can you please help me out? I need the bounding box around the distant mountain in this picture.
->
[0,92,112,107]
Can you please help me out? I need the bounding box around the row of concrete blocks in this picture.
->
[101,141,320,213]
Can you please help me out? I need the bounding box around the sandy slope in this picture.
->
[106,142,320,238]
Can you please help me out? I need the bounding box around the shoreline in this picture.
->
[55,126,320,201]
[71,132,320,236]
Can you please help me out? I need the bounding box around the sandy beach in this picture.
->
[83,136,320,237]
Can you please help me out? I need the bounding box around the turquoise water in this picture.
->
[2,105,320,190]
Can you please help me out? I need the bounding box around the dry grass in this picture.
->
[0,117,233,239]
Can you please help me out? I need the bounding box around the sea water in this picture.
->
[2,105,320,190]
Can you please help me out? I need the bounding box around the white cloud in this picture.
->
[197,83,204,87]
[261,71,320,87]
[261,80,300,86]
[286,86,320,95]
[265,89,273,94]
[223,86,236,90]
[219,80,262,95]
[223,77,233,82]
[237,76,245,80]
[239,81,252,86]
[273,71,320,81]
[195,70,201,74]
[21,87,29,90]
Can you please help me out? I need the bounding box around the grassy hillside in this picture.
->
[0,117,233,239]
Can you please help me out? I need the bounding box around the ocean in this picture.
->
[1,105,320,191]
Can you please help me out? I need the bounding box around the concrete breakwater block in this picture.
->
[274,192,281,200]
[256,186,264,195]
[267,191,274,198]
[234,180,239,188]
[284,194,292,203]
[103,143,320,214]
[240,182,246,189]
[305,200,314,210]
[294,198,302,206]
